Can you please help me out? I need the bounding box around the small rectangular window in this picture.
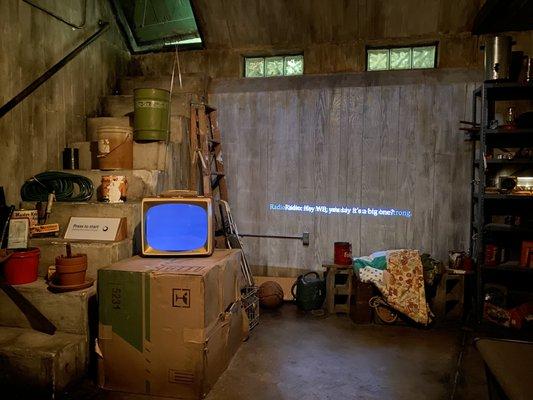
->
[265,57,284,77]
[412,46,436,69]
[244,55,304,78]
[390,48,411,70]
[367,49,389,71]
[284,55,304,75]
[245,57,265,78]
[367,45,437,71]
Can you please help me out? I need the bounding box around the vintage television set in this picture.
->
[141,194,214,256]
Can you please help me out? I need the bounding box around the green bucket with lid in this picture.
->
[133,88,170,141]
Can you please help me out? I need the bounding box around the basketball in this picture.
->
[258,281,284,309]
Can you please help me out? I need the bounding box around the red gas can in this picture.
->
[334,242,352,265]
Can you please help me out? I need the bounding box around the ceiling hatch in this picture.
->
[111,0,202,52]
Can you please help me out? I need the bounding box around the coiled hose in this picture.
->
[20,171,94,202]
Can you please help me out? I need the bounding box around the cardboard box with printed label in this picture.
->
[97,249,248,399]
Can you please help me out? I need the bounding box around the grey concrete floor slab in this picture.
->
[61,304,488,400]
[206,305,486,400]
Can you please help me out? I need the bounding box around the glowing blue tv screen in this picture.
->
[145,203,208,251]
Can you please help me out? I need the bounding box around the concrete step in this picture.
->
[21,201,141,239]
[0,278,95,336]
[67,140,184,173]
[101,93,199,118]
[0,326,86,396]
[67,169,164,200]
[30,238,133,278]
[85,115,189,143]
[119,73,208,95]
[133,141,175,171]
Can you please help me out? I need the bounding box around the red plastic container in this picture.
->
[334,242,352,265]
[3,248,40,285]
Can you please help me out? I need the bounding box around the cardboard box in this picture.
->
[97,250,248,399]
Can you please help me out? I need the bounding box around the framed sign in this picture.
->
[7,218,30,249]
[64,217,127,241]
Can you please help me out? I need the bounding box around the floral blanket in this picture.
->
[354,249,432,325]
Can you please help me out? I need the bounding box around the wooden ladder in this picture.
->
[189,103,228,201]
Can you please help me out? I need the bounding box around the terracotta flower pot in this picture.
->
[55,254,87,286]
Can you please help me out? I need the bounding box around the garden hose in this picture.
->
[20,171,94,202]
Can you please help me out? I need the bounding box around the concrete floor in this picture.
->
[62,304,488,400]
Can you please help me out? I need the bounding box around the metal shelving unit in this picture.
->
[468,82,533,323]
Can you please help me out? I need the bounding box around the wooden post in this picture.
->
[188,106,199,192]
[198,105,212,197]
[209,110,228,201]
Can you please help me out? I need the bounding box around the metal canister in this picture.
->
[484,244,499,266]
[62,148,79,170]
[483,35,513,81]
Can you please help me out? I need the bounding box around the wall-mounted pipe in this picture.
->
[22,0,87,29]
[239,232,310,246]
[0,21,110,119]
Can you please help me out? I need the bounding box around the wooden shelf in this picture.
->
[487,130,533,147]
[486,128,533,135]
[482,263,533,273]
[487,158,533,164]
[484,224,533,235]
[475,193,533,200]
[475,159,533,166]
[475,83,533,100]
[464,128,533,145]
[475,321,533,340]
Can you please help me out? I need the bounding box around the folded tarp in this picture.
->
[353,250,387,270]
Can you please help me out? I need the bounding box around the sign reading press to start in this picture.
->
[64,217,127,241]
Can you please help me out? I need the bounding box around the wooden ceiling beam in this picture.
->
[472,0,533,34]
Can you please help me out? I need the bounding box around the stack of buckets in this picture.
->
[96,88,171,170]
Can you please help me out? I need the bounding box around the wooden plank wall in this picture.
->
[133,29,533,79]
[191,0,482,48]
[210,72,478,272]
[0,0,129,205]
[134,0,533,78]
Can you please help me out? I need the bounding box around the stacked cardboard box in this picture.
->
[97,249,248,399]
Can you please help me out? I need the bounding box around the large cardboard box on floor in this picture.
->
[97,249,248,399]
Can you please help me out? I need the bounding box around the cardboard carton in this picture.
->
[97,250,248,399]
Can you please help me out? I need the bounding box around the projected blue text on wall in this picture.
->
[146,204,208,251]
[269,203,412,218]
